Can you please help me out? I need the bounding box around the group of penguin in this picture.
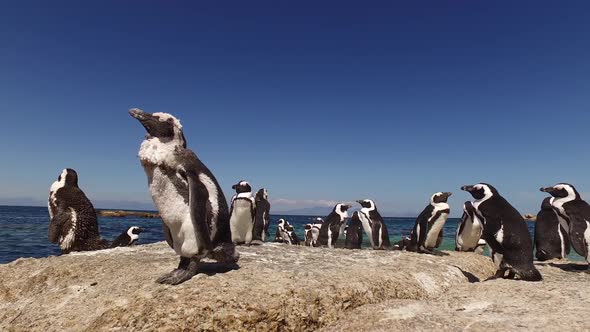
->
[46,109,590,285]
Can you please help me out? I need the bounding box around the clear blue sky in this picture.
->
[1,1,589,216]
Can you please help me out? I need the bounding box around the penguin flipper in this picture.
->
[162,223,174,249]
[48,209,70,244]
[371,223,382,249]
[187,171,213,255]
[435,228,444,248]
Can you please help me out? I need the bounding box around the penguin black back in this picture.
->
[253,188,271,242]
[534,197,570,261]
[345,211,363,249]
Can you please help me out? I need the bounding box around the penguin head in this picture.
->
[356,199,376,210]
[277,218,286,228]
[461,183,497,200]
[313,217,324,224]
[540,183,580,200]
[232,180,252,193]
[129,108,186,148]
[351,211,361,221]
[255,188,268,200]
[126,226,144,242]
[334,203,352,214]
[431,192,452,203]
[57,168,79,187]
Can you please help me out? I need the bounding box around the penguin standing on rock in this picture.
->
[344,211,364,249]
[48,168,143,253]
[455,201,485,253]
[404,192,452,255]
[462,183,542,281]
[130,109,238,285]
[356,199,390,250]
[252,188,270,244]
[318,203,352,248]
[229,180,256,245]
[304,218,323,247]
[275,219,299,245]
[534,197,570,261]
[541,183,590,267]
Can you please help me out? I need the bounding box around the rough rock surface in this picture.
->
[0,243,586,331]
[322,260,590,331]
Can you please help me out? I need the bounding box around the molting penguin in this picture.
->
[462,183,542,281]
[48,169,143,253]
[534,197,570,261]
[455,201,485,252]
[252,188,271,244]
[229,180,256,245]
[130,108,238,285]
[48,168,106,253]
[356,199,390,250]
[405,192,452,255]
[344,211,363,249]
[110,226,145,248]
[318,203,352,248]
[304,217,323,247]
[541,183,590,266]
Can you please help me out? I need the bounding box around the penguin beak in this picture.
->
[443,192,452,198]
[461,185,474,192]
[355,200,364,204]
[129,108,149,121]
[540,187,556,194]
[129,108,160,135]
[137,227,145,233]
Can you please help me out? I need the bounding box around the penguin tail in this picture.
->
[208,242,240,264]
[517,267,543,282]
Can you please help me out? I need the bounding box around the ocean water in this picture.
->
[0,205,579,264]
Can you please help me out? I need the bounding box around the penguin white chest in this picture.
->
[424,212,448,248]
[146,166,198,257]
[230,199,254,243]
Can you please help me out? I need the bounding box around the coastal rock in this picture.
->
[0,243,494,331]
[96,210,160,218]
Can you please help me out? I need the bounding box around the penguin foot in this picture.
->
[156,257,199,285]
[209,243,240,264]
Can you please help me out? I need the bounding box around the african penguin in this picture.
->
[533,197,570,261]
[304,217,323,247]
[356,199,391,250]
[541,183,590,266]
[405,192,452,255]
[252,188,271,244]
[130,108,238,285]
[344,211,364,249]
[275,219,299,245]
[455,201,485,252]
[229,180,256,245]
[462,183,542,281]
[48,169,143,253]
[318,203,352,248]
[110,226,145,248]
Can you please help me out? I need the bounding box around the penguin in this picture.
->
[541,183,590,266]
[48,169,143,253]
[356,199,391,250]
[275,219,299,245]
[455,201,484,252]
[229,180,256,245]
[317,203,352,248]
[533,197,570,261]
[303,217,323,247]
[252,188,271,244]
[405,192,452,255]
[344,211,363,249]
[462,183,542,281]
[130,109,239,285]
[110,226,145,248]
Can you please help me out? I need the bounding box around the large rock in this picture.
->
[0,243,495,331]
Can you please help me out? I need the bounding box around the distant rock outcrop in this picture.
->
[524,213,537,221]
[97,210,160,218]
[0,242,494,331]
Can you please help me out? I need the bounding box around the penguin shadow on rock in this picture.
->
[48,168,144,254]
[130,109,239,285]
[540,183,590,271]
[393,192,452,256]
